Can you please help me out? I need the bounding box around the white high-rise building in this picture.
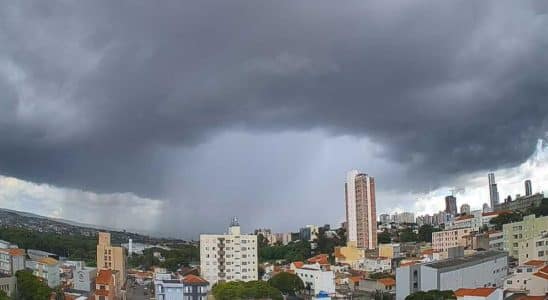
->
[200,218,258,286]
[345,170,377,249]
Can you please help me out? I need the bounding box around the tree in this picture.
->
[489,212,522,230]
[369,272,394,280]
[15,270,52,300]
[0,291,8,300]
[405,290,455,300]
[268,272,304,295]
[212,281,282,300]
[259,240,311,263]
[527,198,548,217]
[399,228,418,243]
[418,225,439,243]
[378,230,392,244]
[315,227,345,262]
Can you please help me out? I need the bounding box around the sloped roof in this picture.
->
[307,254,329,265]
[183,274,208,285]
[96,269,113,285]
[523,260,546,268]
[454,288,496,297]
[8,248,25,256]
[377,278,396,286]
[38,257,58,266]
[292,261,304,269]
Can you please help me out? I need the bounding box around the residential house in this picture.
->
[94,269,117,300]
[292,262,335,296]
[454,288,503,300]
[0,248,25,275]
[182,274,209,300]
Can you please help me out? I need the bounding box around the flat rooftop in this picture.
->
[425,251,507,270]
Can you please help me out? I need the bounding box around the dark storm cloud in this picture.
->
[1,0,547,199]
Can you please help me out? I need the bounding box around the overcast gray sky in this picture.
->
[1,0,548,238]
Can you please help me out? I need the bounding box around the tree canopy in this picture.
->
[259,240,311,263]
[0,227,97,266]
[378,230,392,244]
[399,228,418,243]
[418,225,440,243]
[489,212,523,230]
[405,290,455,300]
[15,270,52,300]
[128,245,199,271]
[268,272,304,295]
[527,198,548,217]
[212,281,283,300]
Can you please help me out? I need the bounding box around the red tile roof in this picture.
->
[454,288,496,297]
[377,278,396,286]
[350,276,362,283]
[96,269,113,285]
[523,260,546,268]
[292,261,304,269]
[399,261,417,267]
[183,274,208,285]
[455,215,474,221]
[533,271,548,280]
[307,254,329,265]
[8,248,25,256]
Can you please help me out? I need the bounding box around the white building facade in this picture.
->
[396,251,508,300]
[293,264,336,296]
[154,273,185,300]
[200,218,258,286]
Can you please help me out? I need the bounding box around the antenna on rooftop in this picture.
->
[230,217,239,227]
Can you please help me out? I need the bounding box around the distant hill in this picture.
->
[0,207,118,231]
[0,207,188,245]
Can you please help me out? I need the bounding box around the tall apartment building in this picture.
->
[517,232,548,265]
[345,170,377,249]
[395,212,415,224]
[445,196,457,215]
[503,215,548,258]
[525,179,532,196]
[379,214,390,224]
[460,204,471,215]
[97,232,127,286]
[432,228,472,252]
[200,218,258,286]
[488,173,499,210]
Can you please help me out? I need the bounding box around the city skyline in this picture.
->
[1,1,548,238]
